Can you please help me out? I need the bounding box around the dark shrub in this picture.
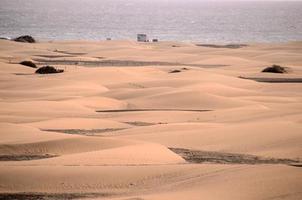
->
[13,35,36,43]
[262,65,287,73]
[35,66,64,74]
[19,61,37,68]
[169,69,182,73]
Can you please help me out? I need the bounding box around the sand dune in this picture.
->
[0,40,302,199]
[24,118,131,130]
[0,123,139,156]
[1,143,185,166]
[118,120,302,158]
[127,90,253,110]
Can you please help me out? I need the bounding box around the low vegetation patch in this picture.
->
[42,128,127,135]
[35,66,64,74]
[0,154,57,161]
[262,65,288,73]
[0,193,104,200]
[169,147,301,166]
[196,44,248,49]
[19,60,37,68]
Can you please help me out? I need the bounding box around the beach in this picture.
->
[0,39,302,200]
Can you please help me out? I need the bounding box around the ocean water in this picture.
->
[0,0,302,43]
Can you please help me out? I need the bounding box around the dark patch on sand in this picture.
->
[0,154,57,161]
[239,76,302,83]
[34,55,75,58]
[32,58,180,66]
[97,109,212,113]
[169,148,301,166]
[169,67,190,73]
[125,121,166,126]
[13,73,34,76]
[289,163,302,167]
[169,69,182,73]
[0,192,107,200]
[32,58,227,68]
[196,44,248,49]
[42,128,127,135]
[94,56,106,59]
[53,50,86,56]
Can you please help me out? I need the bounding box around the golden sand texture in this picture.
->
[0,40,302,200]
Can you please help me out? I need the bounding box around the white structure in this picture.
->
[137,34,148,42]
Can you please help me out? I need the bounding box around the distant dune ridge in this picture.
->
[0,39,302,200]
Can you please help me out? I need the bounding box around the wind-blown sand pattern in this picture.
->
[0,40,302,200]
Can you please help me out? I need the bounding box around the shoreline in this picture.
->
[2,36,302,46]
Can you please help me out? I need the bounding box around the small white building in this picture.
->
[137,34,148,42]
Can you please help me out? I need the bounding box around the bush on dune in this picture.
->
[13,35,36,43]
[35,66,64,74]
[262,65,288,73]
[19,61,37,68]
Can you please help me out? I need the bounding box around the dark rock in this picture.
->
[262,65,287,73]
[35,66,64,74]
[19,61,37,68]
[13,35,36,43]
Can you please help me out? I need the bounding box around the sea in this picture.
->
[0,0,302,43]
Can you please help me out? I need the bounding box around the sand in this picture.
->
[0,39,302,200]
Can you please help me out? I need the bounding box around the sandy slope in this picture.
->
[0,39,301,200]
